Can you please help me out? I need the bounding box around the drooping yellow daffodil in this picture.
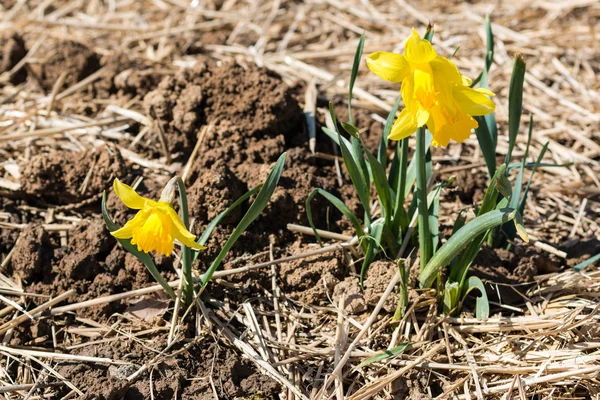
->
[110,178,205,256]
[367,28,496,147]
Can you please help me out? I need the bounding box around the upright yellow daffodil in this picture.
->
[110,178,205,256]
[367,29,496,147]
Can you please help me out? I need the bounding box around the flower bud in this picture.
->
[159,177,178,204]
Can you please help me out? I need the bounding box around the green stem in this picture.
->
[391,138,409,237]
[176,178,194,307]
[415,127,432,272]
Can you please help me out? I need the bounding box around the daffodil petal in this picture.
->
[113,178,150,210]
[453,86,496,116]
[388,108,418,141]
[163,206,206,251]
[475,87,495,96]
[111,222,134,239]
[404,28,436,64]
[430,56,462,83]
[111,210,148,239]
[366,52,410,83]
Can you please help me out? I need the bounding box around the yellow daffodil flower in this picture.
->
[367,28,496,147]
[110,178,205,256]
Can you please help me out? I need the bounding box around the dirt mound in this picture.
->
[143,62,303,160]
[29,40,100,92]
[0,32,27,84]
[20,146,128,205]
[10,224,55,282]
[187,159,247,227]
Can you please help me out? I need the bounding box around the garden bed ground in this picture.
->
[0,0,599,399]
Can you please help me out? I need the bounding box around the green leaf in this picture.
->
[471,15,494,87]
[443,282,460,315]
[574,253,600,272]
[341,122,360,137]
[348,33,365,126]
[423,23,434,42]
[513,211,529,243]
[463,276,489,320]
[420,208,518,288]
[507,161,571,171]
[306,188,366,250]
[336,132,371,222]
[357,342,410,368]
[363,145,393,224]
[379,96,402,166]
[428,184,442,252]
[448,165,506,285]
[360,221,384,286]
[495,172,513,199]
[101,192,176,299]
[452,209,467,235]
[328,101,338,129]
[474,115,497,179]
[506,54,526,165]
[510,114,534,210]
[199,153,287,288]
[518,141,549,216]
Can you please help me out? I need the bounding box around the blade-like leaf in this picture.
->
[306,188,366,249]
[510,114,534,210]
[379,95,402,166]
[101,192,176,299]
[357,342,410,368]
[574,253,600,272]
[199,153,287,287]
[363,145,393,223]
[506,54,526,165]
[463,276,489,320]
[421,208,518,288]
[518,141,549,215]
[348,33,365,126]
[423,23,434,42]
[360,221,384,286]
[341,122,360,137]
[337,132,371,222]
[443,282,460,315]
[429,184,442,252]
[448,165,506,285]
[474,114,497,179]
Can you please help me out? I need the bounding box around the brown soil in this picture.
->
[143,62,302,161]
[470,244,562,306]
[0,32,27,85]
[20,146,129,206]
[29,40,100,92]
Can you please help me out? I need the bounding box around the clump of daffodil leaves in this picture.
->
[308,21,532,321]
[102,153,287,308]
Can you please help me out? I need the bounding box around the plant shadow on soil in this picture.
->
[0,38,580,399]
